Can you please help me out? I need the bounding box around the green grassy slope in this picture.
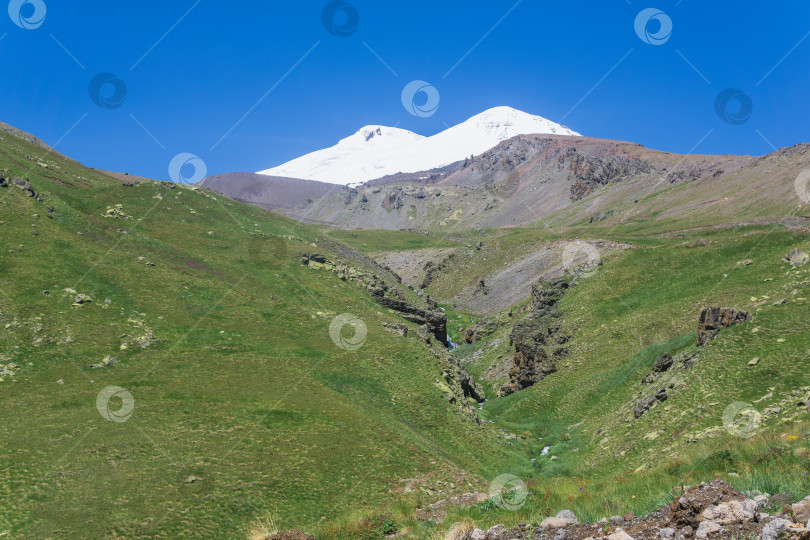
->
[0,132,519,537]
[443,224,810,530]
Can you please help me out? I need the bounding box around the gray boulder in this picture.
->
[784,249,809,267]
[761,518,793,540]
[555,509,578,524]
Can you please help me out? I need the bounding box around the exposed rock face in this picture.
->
[381,190,403,210]
[696,307,751,346]
[642,350,699,384]
[302,252,448,344]
[559,148,652,201]
[371,291,447,344]
[499,278,570,396]
[634,387,669,418]
[450,366,486,403]
[463,317,499,344]
[421,253,454,290]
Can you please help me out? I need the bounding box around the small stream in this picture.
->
[447,337,459,351]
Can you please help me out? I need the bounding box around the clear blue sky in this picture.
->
[2,0,809,181]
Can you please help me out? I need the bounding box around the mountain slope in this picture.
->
[199,172,344,211]
[258,107,580,184]
[281,135,809,232]
[0,125,519,537]
[4,120,810,540]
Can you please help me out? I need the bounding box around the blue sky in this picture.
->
[2,0,809,181]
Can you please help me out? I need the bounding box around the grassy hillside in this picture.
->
[434,223,810,531]
[0,131,520,538]
[2,123,809,539]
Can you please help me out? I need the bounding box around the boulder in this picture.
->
[770,493,792,507]
[452,367,486,403]
[700,499,757,524]
[485,524,506,540]
[470,528,485,540]
[371,291,447,344]
[103,204,130,218]
[539,517,570,529]
[652,353,674,373]
[695,520,723,539]
[784,249,809,267]
[696,308,751,346]
[607,529,634,540]
[74,294,93,305]
[555,510,578,524]
[793,495,810,526]
[761,518,794,540]
[90,355,117,369]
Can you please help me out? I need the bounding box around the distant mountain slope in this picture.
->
[258,107,580,184]
[199,172,343,211]
[281,134,810,232]
[0,120,70,159]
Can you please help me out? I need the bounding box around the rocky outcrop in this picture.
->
[381,190,403,210]
[450,366,486,403]
[785,249,809,267]
[371,291,447,344]
[421,253,454,290]
[463,317,499,344]
[11,176,43,201]
[633,350,690,378]
[559,148,653,201]
[651,353,674,373]
[696,307,751,346]
[302,252,448,344]
[499,278,570,397]
[634,386,670,418]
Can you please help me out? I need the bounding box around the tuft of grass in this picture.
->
[247,514,279,540]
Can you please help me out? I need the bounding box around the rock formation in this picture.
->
[696,307,751,346]
[499,278,570,396]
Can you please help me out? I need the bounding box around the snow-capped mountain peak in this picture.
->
[259,107,580,185]
[339,125,425,147]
